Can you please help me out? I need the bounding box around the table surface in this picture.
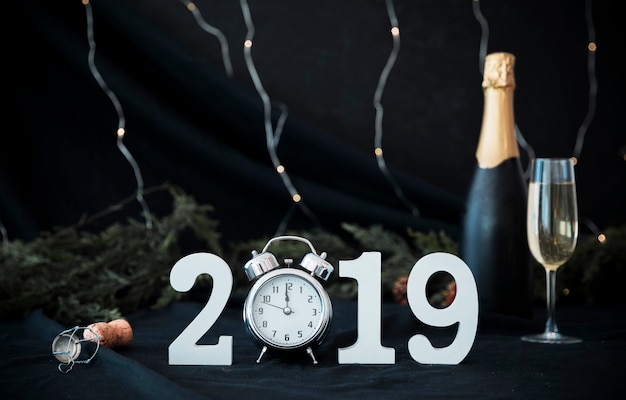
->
[1,296,625,399]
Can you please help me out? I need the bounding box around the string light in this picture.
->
[178,0,233,78]
[83,0,152,229]
[0,219,7,249]
[474,0,597,165]
[472,0,536,175]
[572,0,598,160]
[2,1,614,247]
[472,0,603,241]
[582,217,606,245]
[373,0,420,217]
[472,0,489,76]
[239,0,321,235]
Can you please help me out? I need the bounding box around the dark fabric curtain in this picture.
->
[4,0,624,245]
[4,0,469,245]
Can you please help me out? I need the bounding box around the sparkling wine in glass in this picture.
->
[521,157,581,344]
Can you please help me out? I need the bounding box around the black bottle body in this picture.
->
[461,157,533,318]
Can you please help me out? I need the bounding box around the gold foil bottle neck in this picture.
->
[476,52,519,168]
[482,52,516,89]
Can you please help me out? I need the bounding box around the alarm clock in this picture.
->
[242,235,334,364]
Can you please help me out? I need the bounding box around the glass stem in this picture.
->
[545,269,558,334]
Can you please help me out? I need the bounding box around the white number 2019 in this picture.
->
[167,251,478,366]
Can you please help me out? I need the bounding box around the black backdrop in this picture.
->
[4,0,625,246]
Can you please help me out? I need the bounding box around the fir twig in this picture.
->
[0,183,221,325]
[2,183,621,326]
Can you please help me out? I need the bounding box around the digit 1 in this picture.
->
[337,252,395,364]
[406,252,478,365]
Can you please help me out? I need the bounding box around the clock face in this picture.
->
[244,268,332,350]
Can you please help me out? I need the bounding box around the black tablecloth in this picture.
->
[1,296,625,399]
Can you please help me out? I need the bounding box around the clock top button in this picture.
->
[243,250,280,280]
[300,252,334,281]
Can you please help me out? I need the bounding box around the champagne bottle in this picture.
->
[460,52,533,318]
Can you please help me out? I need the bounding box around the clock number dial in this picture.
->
[244,268,332,351]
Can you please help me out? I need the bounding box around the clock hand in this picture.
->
[261,301,284,311]
[262,300,294,315]
[281,282,293,315]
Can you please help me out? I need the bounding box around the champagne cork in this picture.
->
[82,319,133,348]
[482,52,516,89]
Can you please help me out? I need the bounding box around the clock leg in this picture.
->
[255,346,268,363]
[306,347,318,364]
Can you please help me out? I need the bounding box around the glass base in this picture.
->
[521,331,582,344]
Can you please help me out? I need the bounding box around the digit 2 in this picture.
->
[168,252,233,365]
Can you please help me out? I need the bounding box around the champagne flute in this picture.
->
[522,157,581,344]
